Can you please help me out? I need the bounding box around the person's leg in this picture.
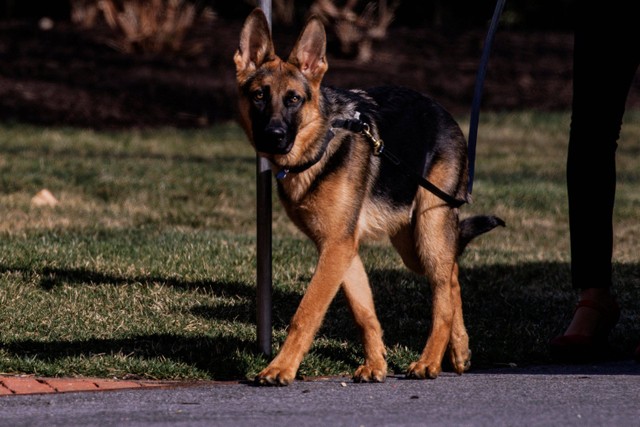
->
[553,4,639,358]
[568,7,638,295]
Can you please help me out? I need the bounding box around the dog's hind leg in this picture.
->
[404,191,469,379]
[447,261,472,374]
[391,217,471,376]
[255,239,357,386]
[341,254,387,382]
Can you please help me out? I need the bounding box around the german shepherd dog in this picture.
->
[234,8,504,386]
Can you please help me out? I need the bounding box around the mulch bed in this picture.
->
[1,18,639,129]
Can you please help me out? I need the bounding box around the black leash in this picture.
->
[338,0,506,204]
[276,0,505,207]
[467,0,506,195]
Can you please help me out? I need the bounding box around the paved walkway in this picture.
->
[2,357,639,397]
[2,362,639,427]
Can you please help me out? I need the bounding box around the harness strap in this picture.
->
[332,117,467,208]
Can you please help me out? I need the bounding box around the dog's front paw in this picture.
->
[254,365,297,386]
[352,363,387,383]
[406,360,441,379]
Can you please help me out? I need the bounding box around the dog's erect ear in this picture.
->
[234,8,275,78]
[287,16,327,86]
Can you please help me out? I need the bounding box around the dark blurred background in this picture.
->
[0,0,578,30]
[0,0,637,129]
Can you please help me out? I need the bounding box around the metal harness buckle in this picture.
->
[361,122,384,156]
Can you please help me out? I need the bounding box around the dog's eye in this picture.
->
[286,94,301,106]
[252,90,264,102]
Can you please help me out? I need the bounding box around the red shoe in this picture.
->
[549,299,620,363]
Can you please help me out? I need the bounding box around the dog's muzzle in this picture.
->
[256,123,293,155]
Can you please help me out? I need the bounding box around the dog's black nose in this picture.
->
[265,126,287,144]
[259,124,292,154]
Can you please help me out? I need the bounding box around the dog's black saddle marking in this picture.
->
[331,116,467,208]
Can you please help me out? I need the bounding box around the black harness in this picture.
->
[276,114,467,208]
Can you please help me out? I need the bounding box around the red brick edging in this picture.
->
[0,375,178,396]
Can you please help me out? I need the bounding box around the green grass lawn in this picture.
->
[1,112,639,381]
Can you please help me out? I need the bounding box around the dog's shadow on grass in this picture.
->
[2,334,257,381]
[2,262,639,378]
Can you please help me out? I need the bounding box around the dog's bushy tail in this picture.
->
[457,215,505,256]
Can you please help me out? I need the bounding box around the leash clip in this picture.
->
[361,122,384,156]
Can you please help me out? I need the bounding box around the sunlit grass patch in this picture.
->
[1,112,639,380]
